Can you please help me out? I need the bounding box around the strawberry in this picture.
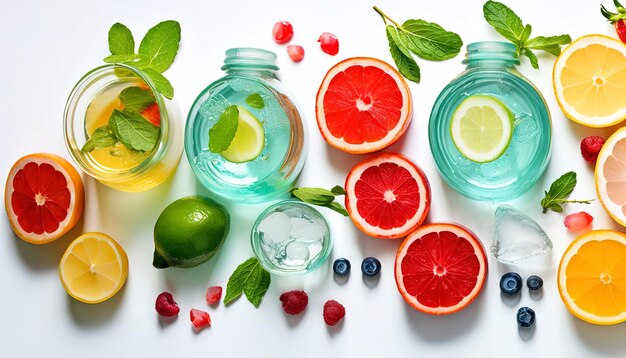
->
[190,309,211,330]
[601,1,626,43]
[141,103,161,127]
[616,19,626,43]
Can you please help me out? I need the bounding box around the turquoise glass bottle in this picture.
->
[429,41,551,201]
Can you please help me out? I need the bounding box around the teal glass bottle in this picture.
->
[429,42,551,201]
[185,48,307,203]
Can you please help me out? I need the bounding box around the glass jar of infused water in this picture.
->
[185,48,307,203]
[429,42,551,201]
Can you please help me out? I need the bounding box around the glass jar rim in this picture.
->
[463,41,520,66]
[63,63,170,180]
[221,47,279,72]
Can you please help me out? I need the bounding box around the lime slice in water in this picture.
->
[221,106,265,163]
[450,95,514,163]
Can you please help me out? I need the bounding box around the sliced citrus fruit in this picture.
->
[344,152,430,239]
[450,95,513,163]
[60,232,129,304]
[316,57,412,154]
[221,106,265,163]
[395,223,487,315]
[4,153,84,244]
[553,34,626,127]
[557,230,626,325]
[595,127,626,226]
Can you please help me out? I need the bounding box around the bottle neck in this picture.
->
[463,41,520,69]
[221,48,279,79]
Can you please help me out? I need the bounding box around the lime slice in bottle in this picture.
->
[221,106,265,163]
[450,95,514,163]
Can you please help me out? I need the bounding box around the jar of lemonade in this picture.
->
[185,48,307,203]
[429,41,551,201]
[64,64,184,192]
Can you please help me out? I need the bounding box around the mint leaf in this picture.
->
[326,201,349,217]
[397,19,463,61]
[119,86,155,113]
[81,126,117,152]
[291,187,336,206]
[103,53,148,65]
[541,172,593,213]
[386,25,421,83]
[526,35,572,56]
[209,105,239,153]
[143,68,173,99]
[331,185,346,196]
[138,20,181,73]
[483,1,524,44]
[109,109,160,151]
[108,23,134,55]
[522,48,539,69]
[245,93,265,109]
[224,257,271,307]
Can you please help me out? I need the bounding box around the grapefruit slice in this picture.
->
[4,153,84,244]
[395,223,487,315]
[595,127,626,227]
[316,57,412,154]
[344,153,430,239]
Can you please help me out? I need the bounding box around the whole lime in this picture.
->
[153,195,230,269]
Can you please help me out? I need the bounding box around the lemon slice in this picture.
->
[450,95,514,163]
[221,106,265,163]
[59,232,128,304]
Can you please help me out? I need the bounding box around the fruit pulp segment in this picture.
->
[221,106,265,163]
[459,106,504,152]
[603,138,626,207]
[11,162,70,234]
[354,162,420,230]
[401,231,480,307]
[323,65,402,144]
[561,44,626,117]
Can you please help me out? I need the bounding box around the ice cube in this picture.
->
[290,217,327,243]
[285,241,310,261]
[258,211,292,243]
[492,205,553,264]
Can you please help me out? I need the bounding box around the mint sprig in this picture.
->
[223,257,271,308]
[373,6,462,83]
[104,21,181,99]
[291,186,349,216]
[119,86,155,112]
[81,126,117,152]
[483,1,572,69]
[541,172,593,213]
[209,105,239,153]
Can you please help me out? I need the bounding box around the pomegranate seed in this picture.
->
[272,21,293,44]
[318,32,339,55]
[190,309,211,330]
[155,292,180,317]
[564,212,593,231]
[205,286,222,305]
[287,45,305,62]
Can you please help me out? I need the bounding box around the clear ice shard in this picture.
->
[259,212,292,244]
[491,204,553,264]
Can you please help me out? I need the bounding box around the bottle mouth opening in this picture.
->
[222,48,279,71]
[463,41,520,66]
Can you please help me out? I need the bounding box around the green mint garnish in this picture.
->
[223,257,271,308]
[119,86,155,112]
[541,172,593,213]
[108,23,134,55]
[245,93,265,109]
[209,105,239,153]
[483,1,572,69]
[373,6,462,83]
[142,69,173,99]
[81,126,117,152]
[291,186,349,217]
[138,20,181,73]
[109,109,160,152]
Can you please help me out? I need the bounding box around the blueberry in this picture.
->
[333,258,351,276]
[499,272,522,295]
[527,275,543,291]
[517,307,536,327]
[361,257,381,277]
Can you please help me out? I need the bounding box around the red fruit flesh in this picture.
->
[155,292,180,317]
[318,32,339,55]
[272,21,293,44]
[190,309,211,329]
[564,212,593,231]
[580,136,605,163]
[141,103,161,127]
[616,20,626,44]
[280,290,308,315]
[287,45,305,62]
[323,300,345,326]
[205,286,222,305]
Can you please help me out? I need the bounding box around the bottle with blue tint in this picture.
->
[429,41,551,201]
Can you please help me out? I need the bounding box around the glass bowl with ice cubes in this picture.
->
[251,201,332,275]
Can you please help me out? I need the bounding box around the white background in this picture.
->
[1,0,626,356]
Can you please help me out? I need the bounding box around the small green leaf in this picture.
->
[483,1,525,43]
[245,93,265,110]
[291,187,336,206]
[540,171,593,213]
[326,201,349,216]
[386,25,421,83]
[331,185,346,196]
[109,109,160,151]
[224,257,270,307]
[138,20,181,73]
[243,264,271,308]
[526,35,572,56]
[143,69,173,99]
[108,23,135,55]
[522,48,539,69]
[397,19,463,61]
[520,24,532,44]
[103,54,149,67]
[209,105,239,153]
[119,86,155,113]
[81,126,117,152]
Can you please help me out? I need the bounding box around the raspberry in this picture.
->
[318,32,339,55]
[287,45,305,62]
[155,292,180,317]
[580,136,605,163]
[272,21,294,44]
[205,286,222,305]
[323,300,345,326]
[279,290,308,315]
[564,212,593,231]
[190,309,211,330]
